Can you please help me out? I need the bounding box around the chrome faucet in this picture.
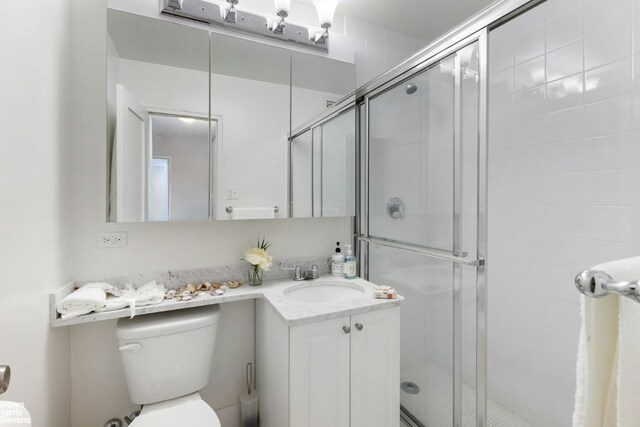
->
[280,263,319,281]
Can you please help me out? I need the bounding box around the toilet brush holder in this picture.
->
[241,362,259,427]
[240,391,259,427]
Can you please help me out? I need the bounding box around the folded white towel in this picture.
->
[96,280,165,318]
[231,207,275,220]
[80,281,123,297]
[573,256,640,427]
[57,287,107,319]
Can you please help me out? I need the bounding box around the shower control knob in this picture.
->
[342,326,351,334]
[355,323,363,331]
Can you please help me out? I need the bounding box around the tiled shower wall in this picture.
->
[488,0,640,424]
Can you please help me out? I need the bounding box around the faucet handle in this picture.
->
[311,264,319,279]
[280,263,304,281]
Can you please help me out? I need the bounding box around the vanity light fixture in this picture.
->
[224,0,238,24]
[161,0,334,52]
[271,0,291,35]
[311,0,340,44]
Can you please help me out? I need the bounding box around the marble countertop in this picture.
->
[50,274,402,328]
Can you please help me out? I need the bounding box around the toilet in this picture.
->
[116,305,222,427]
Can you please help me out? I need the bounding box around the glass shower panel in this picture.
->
[366,40,480,427]
[321,108,356,217]
[291,130,312,218]
[368,57,456,251]
[312,126,322,217]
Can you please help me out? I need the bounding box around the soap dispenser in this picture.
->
[331,242,344,277]
[343,244,357,279]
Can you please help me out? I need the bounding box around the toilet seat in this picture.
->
[129,393,221,427]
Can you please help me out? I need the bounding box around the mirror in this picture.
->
[107,9,211,222]
[210,32,291,220]
[107,8,356,222]
[290,51,356,219]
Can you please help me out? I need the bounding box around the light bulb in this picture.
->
[312,0,339,27]
[274,0,290,16]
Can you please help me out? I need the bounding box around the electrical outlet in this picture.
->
[226,186,239,200]
[97,232,128,248]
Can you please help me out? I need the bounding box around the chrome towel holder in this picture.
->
[575,270,640,303]
[225,205,279,214]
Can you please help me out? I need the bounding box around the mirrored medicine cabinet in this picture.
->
[106,8,356,223]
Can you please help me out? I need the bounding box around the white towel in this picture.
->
[96,280,165,318]
[57,287,107,319]
[80,281,123,296]
[231,207,275,220]
[573,256,640,427]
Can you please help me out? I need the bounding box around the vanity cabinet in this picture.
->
[256,302,400,427]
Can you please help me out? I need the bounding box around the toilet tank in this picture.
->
[116,305,221,405]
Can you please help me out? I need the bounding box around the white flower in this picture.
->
[243,247,272,271]
[259,254,273,271]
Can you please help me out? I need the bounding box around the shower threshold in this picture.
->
[400,362,531,427]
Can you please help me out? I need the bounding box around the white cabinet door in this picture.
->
[351,307,400,427]
[290,315,351,427]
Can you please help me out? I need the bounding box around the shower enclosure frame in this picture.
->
[352,1,546,426]
[356,29,489,427]
[286,1,548,425]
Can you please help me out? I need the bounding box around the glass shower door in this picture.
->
[363,40,481,427]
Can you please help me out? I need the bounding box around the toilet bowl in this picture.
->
[116,305,222,427]
[129,393,220,427]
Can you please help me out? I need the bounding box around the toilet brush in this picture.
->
[240,362,259,427]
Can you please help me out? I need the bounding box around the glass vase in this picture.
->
[248,266,263,286]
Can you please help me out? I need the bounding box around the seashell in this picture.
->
[186,284,197,293]
[214,289,225,296]
[220,285,229,291]
[200,282,212,291]
[227,281,241,289]
[181,295,193,301]
[181,291,191,297]
[197,292,208,298]
[211,283,222,289]
[165,290,177,299]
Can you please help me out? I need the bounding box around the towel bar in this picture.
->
[225,206,279,214]
[575,270,640,303]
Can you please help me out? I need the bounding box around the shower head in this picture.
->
[405,82,418,95]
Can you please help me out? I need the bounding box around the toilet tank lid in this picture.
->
[116,305,221,340]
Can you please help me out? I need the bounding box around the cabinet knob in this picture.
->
[342,326,351,334]
[355,323,363,331]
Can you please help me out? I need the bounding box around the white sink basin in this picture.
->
[283,281,366,303]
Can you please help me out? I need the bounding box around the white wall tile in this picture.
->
[585,22,632,70]
[546,6,584,51]
[514,25,546,65]
[584,58,632,104]
[488,2,640,424]
[547,40,583,82]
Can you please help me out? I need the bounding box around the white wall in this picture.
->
[70,1,353,426]
[487,0,640,424]
[345,17,428,87]
[0,1,72,426]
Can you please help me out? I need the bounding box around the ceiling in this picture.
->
[300,0,497,41]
